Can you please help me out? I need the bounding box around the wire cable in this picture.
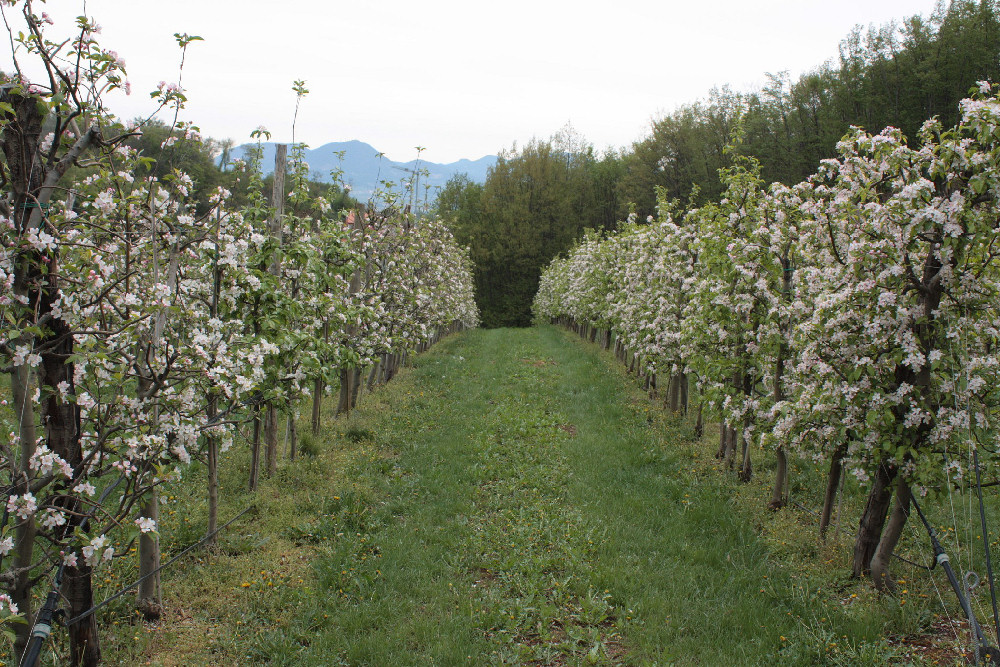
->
[65,503,254,627]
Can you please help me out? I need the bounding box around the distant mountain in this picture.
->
[230,140,496,203]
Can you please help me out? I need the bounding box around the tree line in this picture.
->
[438,0,1000,328]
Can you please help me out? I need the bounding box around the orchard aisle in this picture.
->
[247,326,861,665]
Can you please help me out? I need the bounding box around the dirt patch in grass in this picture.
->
[518,617,627,666]
[889,616,974,664]
[471,566,498,590]
[558,424,577,436]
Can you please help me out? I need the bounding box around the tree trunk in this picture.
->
[716,422,728,459]
[2,89,103,666]
[4,90,44,659]
[852,460,897,579]
[135,239,178,625]
[870,476,911,592]
[723,425,738,470]
[63,561,100,666]
[287,413,298,460]
[249,411,261,492]
[264,403,278,476]
[694,402,704,439]
[668,374,682,413]
[738,371,753,481]
[40,305,100,666]
[311,378,323,435]
[350,367,363,408]
[337,367,353,416]
[206,432,219,548]
[819,445,846,538]
[42,331,99,665]
[207,224,222,549]
[136,490,161,621]
[9,366,36,658]
[738,424,753,482]
[768,446,788,510]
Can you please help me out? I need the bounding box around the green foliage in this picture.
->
[437,127,624,328]
[620,0,1000,219]
[123,118,233,214]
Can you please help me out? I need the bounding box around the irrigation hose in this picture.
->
[973,448,1000,645]
[16,476,125,665]
[912,494,1000,664]
[20,574,62,667]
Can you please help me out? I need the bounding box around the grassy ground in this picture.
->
[13,325,989,664]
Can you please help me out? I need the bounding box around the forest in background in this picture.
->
[438,0,1000,327]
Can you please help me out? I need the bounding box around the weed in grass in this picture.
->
[296,431,320,457]
[343,426,374,443]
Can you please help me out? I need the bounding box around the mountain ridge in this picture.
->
[232,140,496,202]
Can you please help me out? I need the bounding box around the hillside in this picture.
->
[232,140,496,202]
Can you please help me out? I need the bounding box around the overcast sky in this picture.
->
[25,0,944,164]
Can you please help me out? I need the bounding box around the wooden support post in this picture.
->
[264,145,286,476]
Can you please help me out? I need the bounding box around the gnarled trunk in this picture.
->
[852,460,897,579]
[870,477,911,592]
[41,318,99,665]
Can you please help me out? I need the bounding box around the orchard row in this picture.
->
[534,84,1000,591]
[0,2,478,662]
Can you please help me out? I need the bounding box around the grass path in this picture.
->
[232,325,871,666]
[125,325,893,666]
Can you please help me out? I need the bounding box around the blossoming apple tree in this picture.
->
[0,3,479,665]
[535,83,1000,590]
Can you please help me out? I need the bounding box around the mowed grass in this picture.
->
[88,325,925,665]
